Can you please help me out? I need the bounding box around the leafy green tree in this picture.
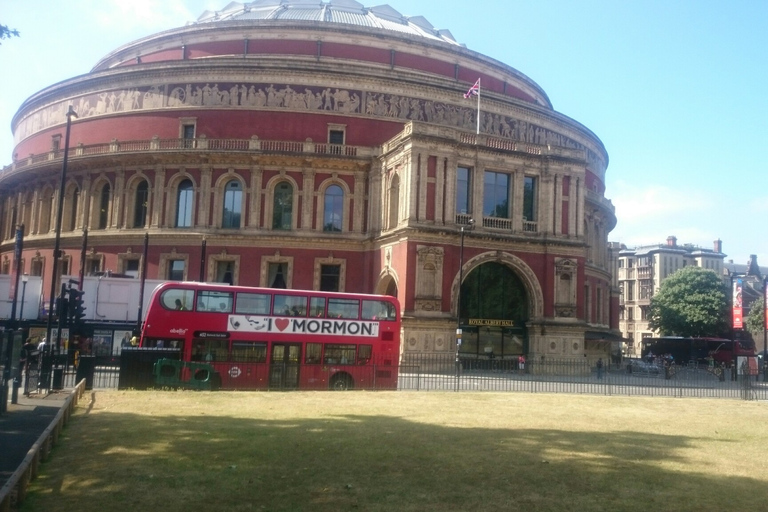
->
[648,266,729,337]
[0,24,20,44]
[746,294,765,341]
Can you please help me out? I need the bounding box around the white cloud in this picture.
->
[608,182,722,250]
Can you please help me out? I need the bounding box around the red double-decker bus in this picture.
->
[140,282,400,390]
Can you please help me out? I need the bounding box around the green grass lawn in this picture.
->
[22,391,768,512]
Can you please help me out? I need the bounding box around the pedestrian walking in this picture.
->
[596,357,604,380]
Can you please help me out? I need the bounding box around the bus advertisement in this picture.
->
[140,282,401,390]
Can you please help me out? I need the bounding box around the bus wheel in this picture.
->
[330,373,353,391]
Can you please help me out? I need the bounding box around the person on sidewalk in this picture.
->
[596,358,604,380]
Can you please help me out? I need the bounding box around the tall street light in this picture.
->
[46,105,78,357]
[455,218,475,384]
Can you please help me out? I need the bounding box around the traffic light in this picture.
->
[68,287,87,326]
[55,296,69,324]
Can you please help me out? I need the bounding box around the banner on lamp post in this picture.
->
[732,278,743,329]
[764,282,767,330]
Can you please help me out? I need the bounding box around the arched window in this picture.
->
[323,184,343,232]
[68,187,80,231]
[98,184,110,229]
[133,181,148,228]
[222,180,242,228]
[387,175,400,230]
[38,188,53,234]
[176,179,194,228]
[272,182,293,230]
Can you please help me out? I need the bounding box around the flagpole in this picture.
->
[476,78,481,135]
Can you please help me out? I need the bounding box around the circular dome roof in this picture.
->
[192,0,461,45]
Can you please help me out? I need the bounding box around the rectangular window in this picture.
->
[196,290,234,312]
[456,166,472,215]
[124,259,140,278]
[309,297,326,318]
[361,300,396,321]
[523,176,537,221]
[268,262,288,288]
[273,294,307,316]
[192,338,228,362]
[329,129,344,155]
[320,264,341,292]
[86,258,101,276]
[323,344,356,365]
[231,342,267,363]
[168,259,185,281]
[327,298,359,319]
[235,292,271,315]
[182,124,195,148]
[215,260,234,284]
[305,343,322,364]
[483,171,509,218]
[358,344,372,364]
[329,130,344,145]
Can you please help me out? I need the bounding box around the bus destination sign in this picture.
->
[194,331,230,339]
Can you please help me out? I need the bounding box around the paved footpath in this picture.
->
[0,390,71,486]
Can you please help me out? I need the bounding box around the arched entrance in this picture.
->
[375,271,398,298]
[458,262,529,360]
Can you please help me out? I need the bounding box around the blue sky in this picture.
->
[1,0,766,266]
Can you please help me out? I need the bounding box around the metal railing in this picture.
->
[0,380,85,511]
[1,137,375,178]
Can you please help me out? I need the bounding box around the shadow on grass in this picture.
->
[23,406,767,512]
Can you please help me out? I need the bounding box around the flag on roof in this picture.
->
[464,78,480,98]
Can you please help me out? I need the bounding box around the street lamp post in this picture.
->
[455,218,474,390]
[45,105,77,358]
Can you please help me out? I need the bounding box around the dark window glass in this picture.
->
[320,264,340,292]
[98,184,110,229]
[456,166,471,214]
[134,181,148,228]
[168,260,185,281]
[523,176,537,221]
[222,180,242,228]
[272,182,293,230]
[323,185,343,232]
[483,171,509,218]
[176,179,193,227]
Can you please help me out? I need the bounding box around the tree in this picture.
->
[0,24,20,44]
[648,266,729,337]
[746,294,765,342]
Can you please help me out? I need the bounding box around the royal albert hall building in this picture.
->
[0,0,619,363]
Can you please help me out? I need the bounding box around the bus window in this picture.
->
[305,343,322,364]
[324,344,356,364]
[309,297,325,318]
[197,290,234,312]
[361,300,396,321]
[231,342,267,363]
[358,344,372,364]
[328,298,359,319]
[191,339,228,361]
[273,294,307,316]
[235,292,271,315]
[160,289,194,311]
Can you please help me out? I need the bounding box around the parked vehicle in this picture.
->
[625,358,661,376]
